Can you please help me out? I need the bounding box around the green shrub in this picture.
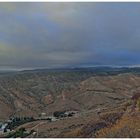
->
[136,98,140,111]
[53,111,65,118]
[127,99,132,106]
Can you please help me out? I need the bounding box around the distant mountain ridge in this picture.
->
[16,66,140,77]
[2,66,140,74]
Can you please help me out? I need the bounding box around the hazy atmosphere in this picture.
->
[0,3,140,138]
[0,2,140,70]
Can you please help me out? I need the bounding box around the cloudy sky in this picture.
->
[0,3,140,70]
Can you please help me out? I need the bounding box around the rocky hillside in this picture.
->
[0,68,140,121]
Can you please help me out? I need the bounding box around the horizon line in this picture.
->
[1,65,140,72]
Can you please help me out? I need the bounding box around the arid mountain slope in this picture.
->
[0,68,140,121]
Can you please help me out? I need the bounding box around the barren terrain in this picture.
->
[0,67,140,138]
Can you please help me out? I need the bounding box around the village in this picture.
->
[0,110,78,138]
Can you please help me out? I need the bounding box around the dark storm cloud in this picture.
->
[0,3,140,69]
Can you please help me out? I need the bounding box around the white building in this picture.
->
[47,116,58,122]
[0,123,8,134]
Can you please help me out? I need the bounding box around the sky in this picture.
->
[0,2,140,70]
